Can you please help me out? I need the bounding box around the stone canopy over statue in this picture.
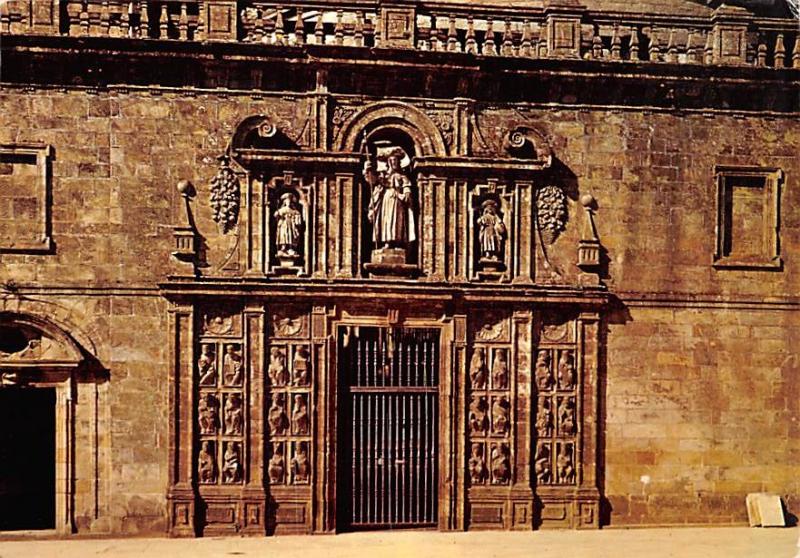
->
[363,145,418,275]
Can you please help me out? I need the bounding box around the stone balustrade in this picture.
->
[1,0,798,69]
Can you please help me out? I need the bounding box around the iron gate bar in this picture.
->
[341,327,439,529]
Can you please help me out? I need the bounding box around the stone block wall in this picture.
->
[0,85,796,531]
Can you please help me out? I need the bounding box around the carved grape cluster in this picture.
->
[536,185,567,244]
[209,156,240,234]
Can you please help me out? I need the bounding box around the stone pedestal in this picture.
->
[364,247,419,277]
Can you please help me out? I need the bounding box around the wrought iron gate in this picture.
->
[338,326,439,530]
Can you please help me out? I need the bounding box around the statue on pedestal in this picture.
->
[274,191,303,266]
[477,199,507,270]
[363,146,417,273]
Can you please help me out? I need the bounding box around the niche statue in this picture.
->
[363,146,416,270]
[477,199,507,269]
[274,191,303,267]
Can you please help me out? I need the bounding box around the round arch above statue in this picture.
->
[337,101,449,157]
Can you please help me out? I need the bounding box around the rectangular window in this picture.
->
[0,144,54,253]
[714,166,783,269]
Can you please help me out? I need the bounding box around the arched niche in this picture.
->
[0,311,98,535]
[337,101,448,157]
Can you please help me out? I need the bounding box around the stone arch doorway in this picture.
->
[0,312,90,534]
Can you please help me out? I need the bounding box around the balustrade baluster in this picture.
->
[430,15,441,52]
[592,27,603,59]
[275,9,285,45]
[757,41,767,66]
[159,4,168,38]
[179,2,188,40]
[295,8,305,45]
[666,28,678,62]
[354,11,364,47]
[80,5,90,36]
[774,33,786,67]
[465,16,477,54]
[501,19,513,56]
[686,29,698,63]
[649,31,661,61]
[630,27,640,60]
[520,20,532,57]
[483,18,496,55]
[314,12,324,45]
[704,31,713,64]
[101,0,110,35]
[611,25,621,60]
[139,0,149,37]
[792,36,800,68]
[334,10,343,45]
[447,15,459,52]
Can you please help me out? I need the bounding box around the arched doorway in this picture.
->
[0,313,87,534]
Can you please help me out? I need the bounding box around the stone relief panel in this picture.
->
[266,308,313,488]
[196,305,247,487]
[467,312,513,487]
[534,313,579,487]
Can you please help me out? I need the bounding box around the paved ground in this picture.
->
[0,527,798,558]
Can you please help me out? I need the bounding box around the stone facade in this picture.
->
[0,0,797,536]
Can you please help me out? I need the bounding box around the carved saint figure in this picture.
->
[293,345,311,386]
[222,442,242,483]
[558,397,576,435]
[364,148,416,249]
[557,443,575,484]
[477,199,507,261]
[274,192,303,259]
[198,343,217,386]
[223,345,243,386]
[535,444,552,484]
[468,443,487,485]
[268,442,286,485]
[535,350,554,391]
[224,393,244,435]
[469,396,489,435]
[268,347,289,387]
[491,348,509,390]
[291,394,310,435]
[536,397,553,437]
[292,442,311,483]
[198,441,216,483]
[268,393,288,436]
[469,347,488,390]
[491,443,511,484]
[492,396,510,436]
[558,351,576,390]
[198,393,219,435]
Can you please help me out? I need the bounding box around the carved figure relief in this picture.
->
[536,397,553,437]
[293,346,311,386]
[198,393,219,435]
[222,442,242,483]
[291,394,310,436]
[557,443,576,484]
[198,344,217,386]
[469,347,488,390]
[274,191,304,266]
[469,396,489,435]
[535,350,554,391]
[223,345,243,386]
[224,393,244,435]
[477,199,507,268]
[364,146,416,265]
[198,441,217,484]
[490,443,511,484]
[535,443,552,484]
[268,442,286,485]
[491,348,509,390]
[268,393,288,436]
[491,396,510,436]
[558,397,576,436]
[536,185,568,244]
[292,441,311,483]
[268,347,289,387]
[558,350,576,390]
[468,443,487,485]
[209,155,240,234]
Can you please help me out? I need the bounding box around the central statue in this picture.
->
[364,147,417,254]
